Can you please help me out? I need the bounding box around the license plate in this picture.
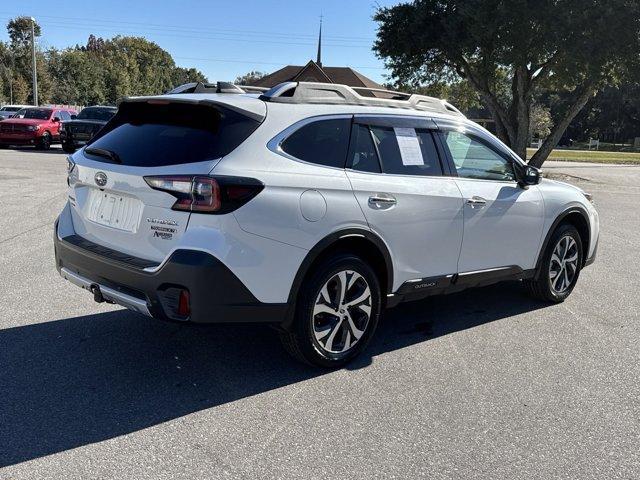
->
[86,189,142,232]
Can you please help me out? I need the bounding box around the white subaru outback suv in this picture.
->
[54,81,599,367]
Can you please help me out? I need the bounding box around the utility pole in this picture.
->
[30,17,38,106]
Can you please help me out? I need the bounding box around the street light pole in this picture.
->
[30,17,38,106]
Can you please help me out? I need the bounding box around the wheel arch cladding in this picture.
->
[538,207,591,270]
[562,211,590,263]
[287,229,393,306]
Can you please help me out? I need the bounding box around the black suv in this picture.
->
[61,106,117,153]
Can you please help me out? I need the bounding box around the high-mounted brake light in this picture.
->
[144,175,263,214]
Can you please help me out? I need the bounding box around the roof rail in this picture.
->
[166,82,269,95]
[259,82,465,117]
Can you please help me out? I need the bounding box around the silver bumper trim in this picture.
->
[60,267,152,317]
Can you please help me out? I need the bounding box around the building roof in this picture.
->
[248,61,384,92]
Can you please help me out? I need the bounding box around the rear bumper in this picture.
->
[54,223,289,324]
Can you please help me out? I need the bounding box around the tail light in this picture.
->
[67,156,78,187]
[144,175,263,214]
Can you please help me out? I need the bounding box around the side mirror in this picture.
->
[70,114,77,120]
[53,117,61,122]
[519,165,541,186]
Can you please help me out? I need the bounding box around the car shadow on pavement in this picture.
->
[0,281,547,467]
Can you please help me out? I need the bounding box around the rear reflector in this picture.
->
[144,175,263,214]
[177,289,190,317]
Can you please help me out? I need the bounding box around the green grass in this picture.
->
[527,148,640,165]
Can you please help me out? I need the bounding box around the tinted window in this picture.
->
[349,124,380,173]
[281,118,351,168]
[19,108,52,120]
[441,131,515,181]
[85,102,260,167]
[78,107,116,121]
[369,126,443,176]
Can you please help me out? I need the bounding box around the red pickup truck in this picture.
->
[0,107,77,150]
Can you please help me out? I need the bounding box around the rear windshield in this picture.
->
[77,107,116,121]
[84,102,260,167]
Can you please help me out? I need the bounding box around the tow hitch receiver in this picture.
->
[61,267,152,317]
[90,284,109,303]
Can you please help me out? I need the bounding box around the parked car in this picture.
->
[60,105,117,153]
[54,82,599,367]
[0,107,77,149]
[0,104,32,120]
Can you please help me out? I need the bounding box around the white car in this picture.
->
[54,82,599,367]
[0,104,32,120]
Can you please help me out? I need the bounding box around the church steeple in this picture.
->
[316,15,323,67]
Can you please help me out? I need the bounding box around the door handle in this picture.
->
[466,196,487,208]
[368,194,397,209]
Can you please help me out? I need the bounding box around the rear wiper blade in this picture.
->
[84,147,121,164]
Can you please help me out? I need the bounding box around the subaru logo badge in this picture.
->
[94,171,107,187]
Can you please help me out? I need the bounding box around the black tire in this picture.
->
[62,141,76,153]
[36,132,52,150]
[525,223,583,303]
[280,253,382,368]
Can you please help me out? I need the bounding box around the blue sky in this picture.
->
[0,0,400,84]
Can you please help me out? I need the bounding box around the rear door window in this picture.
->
[363,125,443,176]
[280,118,351,168]
[85,102,261,167]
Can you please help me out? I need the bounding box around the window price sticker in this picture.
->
[394,128,424,166]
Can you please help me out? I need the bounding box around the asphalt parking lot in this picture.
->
[1,147,639,479]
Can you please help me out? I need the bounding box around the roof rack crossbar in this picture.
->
[259,82,465,117]
[166,82,269,95]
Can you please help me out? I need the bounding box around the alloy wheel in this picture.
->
[548,235,579,293]
[312,270,372,354]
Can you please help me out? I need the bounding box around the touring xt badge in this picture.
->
[147,218,178,240]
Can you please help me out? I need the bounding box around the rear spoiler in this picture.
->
[117,95,266,122]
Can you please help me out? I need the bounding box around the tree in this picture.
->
[374,0,640,166]
[172,67,208,87]
[1,17,208,106]
[234,70,266,85]
[550,81,640,144]
[0,42,14,103]
[7,16,41,49]
[3,17,53,105]
[529,104,553,141]
[396,79,482,113]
